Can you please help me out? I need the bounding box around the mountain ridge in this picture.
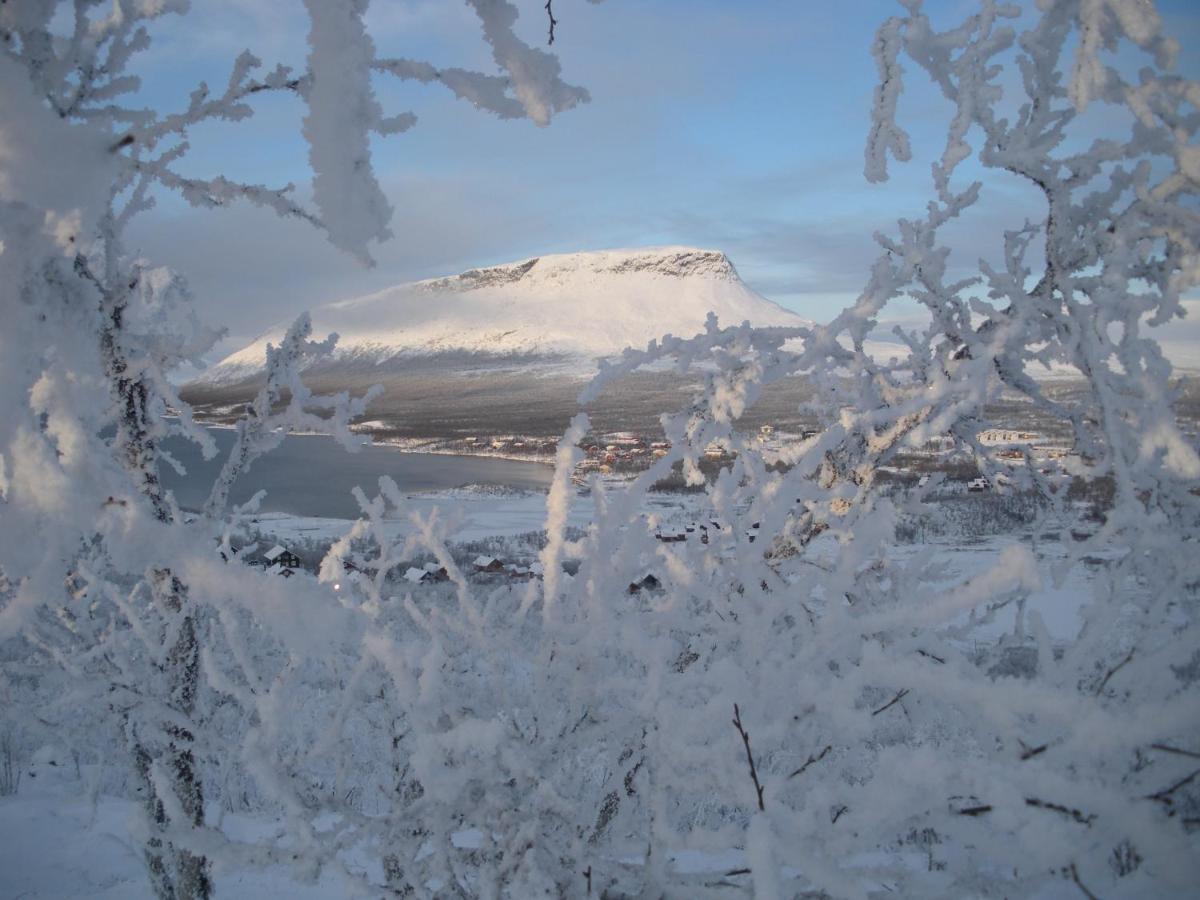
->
[194,246,808,385]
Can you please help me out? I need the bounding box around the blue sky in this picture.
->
[122,0,1200,360]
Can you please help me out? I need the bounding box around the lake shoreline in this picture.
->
[170,416,558,467]
[161,426,556,519]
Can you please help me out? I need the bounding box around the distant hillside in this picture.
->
[194,247,808,384]
[181,247,813,436]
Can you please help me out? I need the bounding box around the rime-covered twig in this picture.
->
[204,314,378,518]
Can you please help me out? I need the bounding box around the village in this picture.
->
[227,421,1087,602]
[370,422,1078,481]
[220,536,675,596]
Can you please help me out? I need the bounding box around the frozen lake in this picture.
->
[161,428,553,519]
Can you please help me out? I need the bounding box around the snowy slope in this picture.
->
[196,247,808,384]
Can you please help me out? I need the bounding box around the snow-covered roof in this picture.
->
[263,545,287,561]
[403,567,427,584]
[473,555,498,567]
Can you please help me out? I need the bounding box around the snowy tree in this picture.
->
[523,0,1199,894]
[0,1,597,896]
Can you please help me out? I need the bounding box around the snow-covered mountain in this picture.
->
[196,247,808,384]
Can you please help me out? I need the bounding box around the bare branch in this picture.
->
[1149,743,1200,761]
[957,804,993,816]
[788,744,831,779]
[1068,863,1100,900]
[872,688,909,716]
[1093,647,1135,696]
[545,0,558,45]
[1019,740,1048,761]
[1025,797,1096,826]
[731,703,765,811]
[1146,768,1200,805]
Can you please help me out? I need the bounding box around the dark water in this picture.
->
[160,429,552,519]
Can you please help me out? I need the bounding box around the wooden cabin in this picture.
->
[263,545,301,569]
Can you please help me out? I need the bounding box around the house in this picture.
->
[263,545,301,569]
[967,477,990,492]
[402,563,448,585]
[655,530,687,543]
[978,429,1040,446]
[473,555,505,573]
[628,573,662,594]
[419,562,450,582]
[403,566,431,585]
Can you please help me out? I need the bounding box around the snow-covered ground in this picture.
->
[0,754,364,899]
[0,485,1156,898]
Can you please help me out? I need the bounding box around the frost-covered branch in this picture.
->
[205,315,379,519]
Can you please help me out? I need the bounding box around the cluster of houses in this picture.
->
[575,433,673,474]
[977,429,1040,445]
[472,555,545,580]
[221,543,303,577]
[572,431,757,479]
[217,540,681,602]
[461,435,558,455]
[401,555,547,585]
[655,519,761,545]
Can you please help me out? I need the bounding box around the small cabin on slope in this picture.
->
[473,555,505,573]
[404,563,450,585]
[263,545,301,570]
